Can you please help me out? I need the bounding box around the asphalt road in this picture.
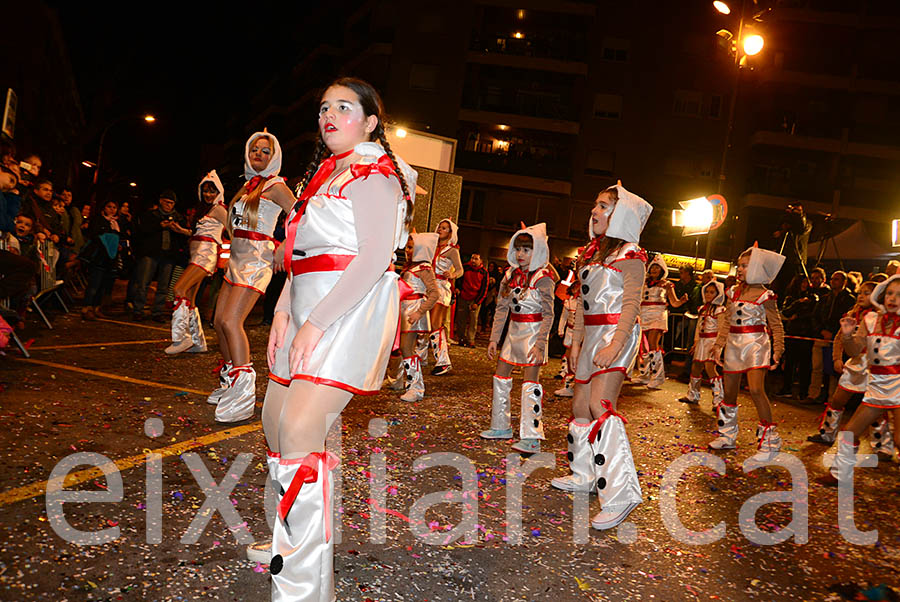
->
[1,307,898,601]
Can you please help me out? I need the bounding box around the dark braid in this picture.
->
[294,137,331,199]
[375,124,414,226]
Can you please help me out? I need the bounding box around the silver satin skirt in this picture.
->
[837,356,867,393]
[224,237,275,294]
[435,278,452,307]
[863,374,900,409]
[640,305,668,332]
[500,321,548,367]
[189,239,219,275]
[694,335,719,362]
[724,332,771,373]
[400,298,431,333]
[288,270,399,395]
[575,321,641,384]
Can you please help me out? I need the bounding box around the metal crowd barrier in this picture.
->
[30,239,69,329]
[665,311,697,357]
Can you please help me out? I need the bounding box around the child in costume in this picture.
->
[397,232,440,401]
[549,183,649,531]
[426,219,463,375]
[632,253,685,389]
[708,245,785,462]
[819,275,900,485]
[807,280,894,461]
[259,78,418,598]
[480,223,555,454]
[211,131,295,423]
[165,170,227,355]
[554,279,579,398]
[678,280,726,405]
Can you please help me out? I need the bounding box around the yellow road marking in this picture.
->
[0,423,262,507]
[96,318,170,332]
[29,339,169,351]
[15,358,210,396]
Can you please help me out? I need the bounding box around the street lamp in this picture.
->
[704,0,764,269]
[672,197,714,237]
[144,114,156,123]
[129,182,137,187]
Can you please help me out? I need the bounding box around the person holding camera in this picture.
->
[772,203,811,301]
[130,190,190,321]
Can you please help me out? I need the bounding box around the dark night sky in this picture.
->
[46,1,351,209]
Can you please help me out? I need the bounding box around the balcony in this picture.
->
[469,28,588,65]
[456,149,572,181]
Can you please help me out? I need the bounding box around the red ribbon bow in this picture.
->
[588,399,627,442]
[278,451,340,542]
[283,149,354,270]
[508,268,528,289]
[350,153,397,181]
[582,236,603,262]
[245,174,273,195]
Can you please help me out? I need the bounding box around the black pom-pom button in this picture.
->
[270,554,284,575]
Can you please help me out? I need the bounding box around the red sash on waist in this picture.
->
[190,235,218,244]
[730,325,766,334]
[291,254,356,276]
[405,293,425,300]
[870,365,900,375]
[435,274,450,281]
[699,332,718,338]
[641,302,666,306]
[584,313,620,326]
[233,229,276,242]
[511,313,542,323]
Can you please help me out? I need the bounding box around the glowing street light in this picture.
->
[395,128,408,138]
[713,1,731,14]
[513,32,524,39]
[743,34,764,56]
[892,219,900,247]
[672,197,714,236]
[129,182,137,187]
[144,114,156,123]
[82,160,96,168]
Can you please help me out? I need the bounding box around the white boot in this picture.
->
[646,350,666,389]
[400,356,425,402]
[271,452,338,602]
[215,364,256,423]
[247,448,280,564]
[828,439,859,481]
[480,376,513,439]
[164,298,193,355]
[512,382,544,453]
[388,359,406,391]
[808,403,844,444]
[187,306,208,353]
[554,374,574,397]
[708,403,738,450]
[632,353,650,384]
[551,419,597,492]
[430,328,452,375]
[750,422,783,463]
[589,404,642,530]
[415,334,429,367]
[678,377,701,404]
[711,376,724,407]
[871,415,895,460]
[206,361,232,405]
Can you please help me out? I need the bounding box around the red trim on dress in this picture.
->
[268,372,291,386]
[574,366,628,383]
[511,313,542,323]
[584,313,620,326]
[290,374,379,396]
[233,229,276,242]
[222,277,264,295]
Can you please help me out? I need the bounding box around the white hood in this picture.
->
[745,245,785,285]
[197,170,225,205]
[703,279,726,306]
[411,232,439,263]
[647,254,668,281]
[435,219,458,246]
[243,131,283,180]
[871,274,900,313]
[591,184,653,243]
[507,222,549,272]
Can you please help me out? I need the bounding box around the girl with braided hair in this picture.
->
[208,132,295,423]
[258,77,417,599]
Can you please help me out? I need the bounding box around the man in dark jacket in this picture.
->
[806,270,855,403]
[130,190,190,321]
[455,253,489,347]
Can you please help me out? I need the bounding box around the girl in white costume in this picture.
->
[678,280,726,406]
[708,245,785,462]
[210,132,294,423]
[480,224,555,454]
[397,233,441,402]
[820,275,900,485]
[549,184,649,531]
[262,77,416,601]
[165,171,227,355]
[426,219,463,375]
[632,254,684,389]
